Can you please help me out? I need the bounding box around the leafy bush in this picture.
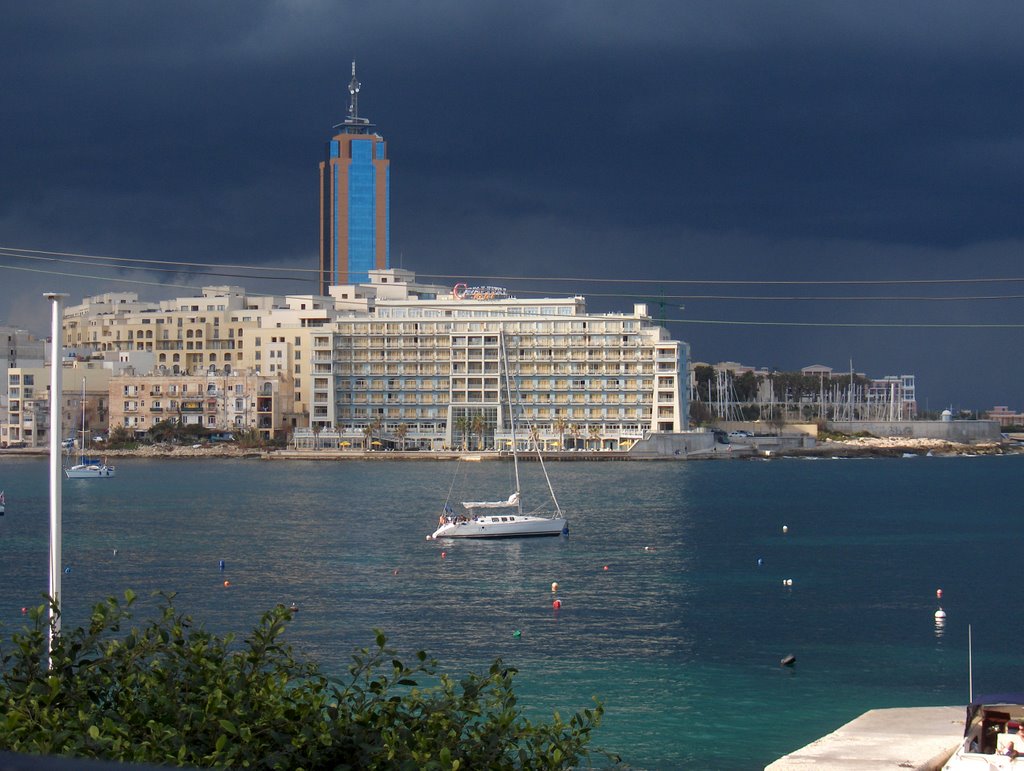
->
[0,593,605,769]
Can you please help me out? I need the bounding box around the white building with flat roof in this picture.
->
[308,274,687,451]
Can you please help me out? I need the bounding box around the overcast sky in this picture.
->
[2,1,1022,411]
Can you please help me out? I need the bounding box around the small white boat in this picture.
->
[941,697,1024,768]
[428,331,567,541]
[65,460,116,479]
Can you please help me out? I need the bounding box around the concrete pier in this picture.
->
[766,706,963,771]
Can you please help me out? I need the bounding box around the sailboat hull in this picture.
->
[65,464,116,478]
[429,515,567,540]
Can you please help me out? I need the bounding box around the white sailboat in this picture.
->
[427,331,568,540]
[65,380,116,479]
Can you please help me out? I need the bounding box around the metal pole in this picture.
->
[968,624,973,704]
[44,292,67,666]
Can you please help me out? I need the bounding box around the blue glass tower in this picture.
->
[319,62,390,293]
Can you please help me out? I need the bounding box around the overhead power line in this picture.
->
[0,245,320,274]
[2,246,1024,326]
[418,273,1024,287]
[4,246,1024,288]
[672,317,1024,329]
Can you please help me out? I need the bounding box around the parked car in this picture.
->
[728,430,752,438]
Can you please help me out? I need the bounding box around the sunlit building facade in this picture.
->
[308,273,688,451]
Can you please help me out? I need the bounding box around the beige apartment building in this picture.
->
[108,370,291,440]
[61,286,334,426]
[5,361,113,448]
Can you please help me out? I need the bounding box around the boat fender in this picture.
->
[780,654,796,667]
[219,559,225,571]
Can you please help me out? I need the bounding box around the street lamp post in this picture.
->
[43,292,67,666]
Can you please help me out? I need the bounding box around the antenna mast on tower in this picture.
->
[348,60,360,121]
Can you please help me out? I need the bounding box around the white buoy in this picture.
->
[782,525,789,534]
[935,608,946,620]
[782,578,793,587]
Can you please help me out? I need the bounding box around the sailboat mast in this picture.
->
[80,377,87,462]
[500,330,523,516]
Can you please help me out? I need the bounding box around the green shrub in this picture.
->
[0,592,605,769]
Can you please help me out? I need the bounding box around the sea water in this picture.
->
[0,454,1020,769]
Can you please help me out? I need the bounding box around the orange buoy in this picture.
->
[441,551,447,559]
[223,580,230,587]
[552,599,562,609]
[603,565,609,571]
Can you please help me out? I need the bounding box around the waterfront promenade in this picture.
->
[1,435,1014,461]
[766,706,963,770]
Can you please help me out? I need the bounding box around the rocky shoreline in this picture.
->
[805,436,1016,458]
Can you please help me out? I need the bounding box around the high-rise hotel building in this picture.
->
[319,62,389,292]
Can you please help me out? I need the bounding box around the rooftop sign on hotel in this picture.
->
[453,283,508,301]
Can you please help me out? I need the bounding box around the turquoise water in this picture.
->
[0,455,1020,769]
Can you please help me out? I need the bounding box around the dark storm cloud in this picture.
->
[1,1,1023,408]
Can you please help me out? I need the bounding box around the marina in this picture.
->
[0,454,1021,769]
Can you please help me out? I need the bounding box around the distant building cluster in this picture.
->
[689,360,919,423]
[1,271,687,451]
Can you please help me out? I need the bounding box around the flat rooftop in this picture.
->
[766,706,963,771]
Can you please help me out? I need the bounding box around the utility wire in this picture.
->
[0,251,310,283]
[4,245,1024,288]
[418,273,1024,287]
[3,246,1024,326]
[0,262,199,290]
[0,245,320,274]
[671,317,1024,329]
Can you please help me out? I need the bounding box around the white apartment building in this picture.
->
[309,278,688,451]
